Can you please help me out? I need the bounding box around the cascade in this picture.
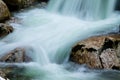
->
[48,0,116,20]
[0,0,120,80]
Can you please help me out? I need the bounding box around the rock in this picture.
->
[3,0,36,10]
[70,34,120,70]
[115,0,120,10]
[100,49,119,69]
[0,48,32,63]
[38,0,49,3]
[0,65,26,80]
[0,0,10,22]
[0,70,6,79]
[0,47,33,79]
[0,23,13,37]
[0,69,9,80]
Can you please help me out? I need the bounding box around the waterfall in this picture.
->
[47,0,116,20]
[0,0,120,80]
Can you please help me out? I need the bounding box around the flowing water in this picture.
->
[0,0,120,80]
[48,0,116,20]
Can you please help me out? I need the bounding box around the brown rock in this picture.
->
[0,23,13,37]
[0,48,32,63]
[70,47,102,69]
[3,0,36,10]
[0,0,10,22]
[70,34,120,70]
[100,49,119,69]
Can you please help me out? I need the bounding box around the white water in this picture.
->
[48,0,116,20]
[0,0,120,80]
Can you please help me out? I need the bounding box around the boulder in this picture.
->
[3,0,36,10]
[70,34,120,70]
[0,0,10,22]
[0,23,13,37]
[0,48,32,63]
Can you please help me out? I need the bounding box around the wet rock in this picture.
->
[70,49,102,69]
[0,70,6,79]
[0,69,9,80]
[38,0,49,3]
[115,0,120,10]
[0,23,13,37]
[0,0,10,22]
[0,48,32,63]
[70,34,120,70]
[100,49,119,69]
[0,47,33,79]
[3,0,36,10]
[0,65,27,80]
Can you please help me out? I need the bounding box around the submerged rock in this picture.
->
[3,0,36,10]
[0,23,13,37]
[0,0,10,22]
[0,48,32,63]
[70,34,120,70]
